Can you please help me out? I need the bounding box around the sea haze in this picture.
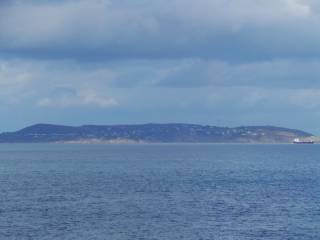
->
[0,143,319,239]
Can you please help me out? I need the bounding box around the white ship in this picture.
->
[293,138,314,144]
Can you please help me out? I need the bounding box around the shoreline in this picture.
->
[0,141,316,145]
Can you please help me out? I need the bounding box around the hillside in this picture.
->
[0,123,312,143]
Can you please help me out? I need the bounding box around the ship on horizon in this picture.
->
[293,138,314,144]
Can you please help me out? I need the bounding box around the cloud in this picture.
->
[0,58,119,106]
[0,0,319,60]
[37,88,118,108]
[287,88,320,109]
[0,0,320,133]
[2,58,320,103]
[154,59,320,88]
[0,60,39,104]
[1,55,320,132]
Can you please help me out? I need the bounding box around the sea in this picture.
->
[0,143,319,240]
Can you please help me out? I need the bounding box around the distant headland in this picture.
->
[0,123,313,143]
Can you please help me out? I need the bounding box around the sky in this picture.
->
[1,0,320,133]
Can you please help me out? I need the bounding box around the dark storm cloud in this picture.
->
[0,0,319,61]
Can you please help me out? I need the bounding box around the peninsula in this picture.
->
[0,123,313,143]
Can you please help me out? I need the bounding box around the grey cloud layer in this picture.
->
[1,57,320,132]
[0,0,319,60]
[1,58,320,107]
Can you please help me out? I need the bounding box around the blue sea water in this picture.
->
[0,143,319,240]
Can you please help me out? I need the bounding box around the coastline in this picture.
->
[0,140,316,145]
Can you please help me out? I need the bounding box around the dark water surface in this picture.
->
[0,144,319,240]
